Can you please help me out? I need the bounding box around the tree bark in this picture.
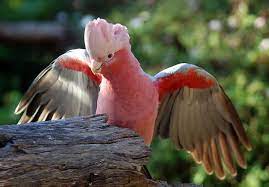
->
[0,114,199,187]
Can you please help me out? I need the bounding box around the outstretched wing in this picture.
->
[154,63,252,179]
[15,49,101,124]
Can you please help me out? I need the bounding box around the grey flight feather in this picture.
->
[15,49,99,124]
[154,63,252,179]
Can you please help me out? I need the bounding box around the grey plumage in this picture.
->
[154,63,252,179]
[15,49,99,124]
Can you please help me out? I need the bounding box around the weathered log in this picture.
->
[0,21,73,45]
[0,114,199,187]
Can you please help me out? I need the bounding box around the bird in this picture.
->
[15,18,252,180]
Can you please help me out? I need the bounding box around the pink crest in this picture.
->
[84,18,130,60]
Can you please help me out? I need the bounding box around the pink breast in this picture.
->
[96,76,159,145]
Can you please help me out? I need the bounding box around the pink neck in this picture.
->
[96,48,158,145]
[100,49,144,89]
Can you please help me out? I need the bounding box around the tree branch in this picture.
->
[0,114,199,187]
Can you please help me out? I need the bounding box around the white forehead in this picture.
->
[84,18,130,59]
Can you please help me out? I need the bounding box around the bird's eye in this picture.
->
[107,53,113,59]
[104,53,114,62]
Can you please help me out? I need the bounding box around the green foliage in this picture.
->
[0,0,71,20]
[0,0,268,186]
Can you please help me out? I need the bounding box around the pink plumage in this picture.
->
[96,49,159,144]
[84,19,159,144]
[16,18,252,180]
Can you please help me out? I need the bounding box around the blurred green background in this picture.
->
[0,0,268,186]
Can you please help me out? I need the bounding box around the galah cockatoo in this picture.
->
[15,18,252,179]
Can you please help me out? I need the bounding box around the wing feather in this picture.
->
[212,89,252,150]
[154,63,251,179]
[210,138,225,179]
[178,92,189,150]
[156,91,178,138]
[202,140,213,174]
[226,132,246,168]
[37,102,51,121]
[218,132,237,176]
[191,148,200,164]
[15,49,100,124]
[185,95,195,150]
[170,91,181,149]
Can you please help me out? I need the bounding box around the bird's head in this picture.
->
[84,18,131,74]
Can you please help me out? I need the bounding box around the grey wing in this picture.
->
[15,49,99,124]
[154,63,252,179]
